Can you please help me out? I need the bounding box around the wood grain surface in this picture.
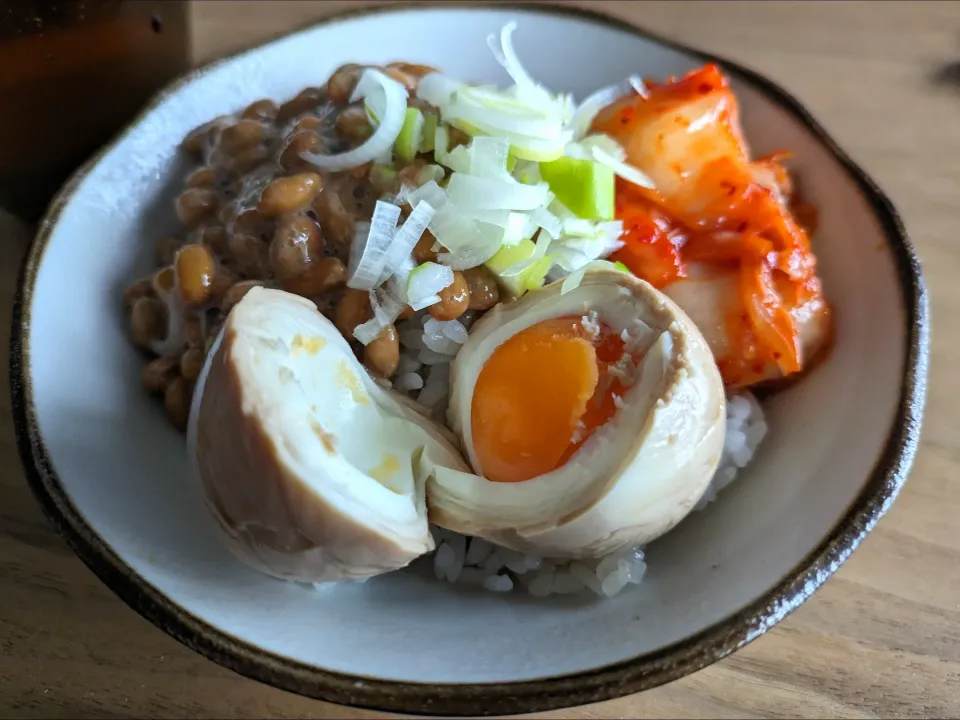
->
[2,1,957,717]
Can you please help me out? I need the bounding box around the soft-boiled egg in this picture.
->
[431,267,727,559]
[187,287,469,583]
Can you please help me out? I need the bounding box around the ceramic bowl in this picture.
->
[10,3,928,716]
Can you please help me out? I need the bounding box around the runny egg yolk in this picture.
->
[471,315,633,483]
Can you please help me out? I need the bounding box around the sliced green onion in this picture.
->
[407,261,453,310]
[561,265,589,295]
[524,256,552,290]
[539,156,615,221]
[407,180,449,213]
[591,145,655,190]
[444,91,565,140]
[563,134,655,190]
[347,200,402,290]
[419,24,575,164]
[395,107,425,163]
[429,210,486,252]
[440,144,471,174]
[376,200,436,286]
[509,135,570,162]
[420,113,438,153]
[550,220,625,272]
[485,237,546,296]
[488,22,566,119]
[570,78,641,139]
[558,259,627,296]
[437,222,504,270]
[468,136,511,179]
[445,174,549,211]
[502,212,535,246]
[415,164,445,186]
[417,73,462,108]
[574,133,624,158]
[486,237,534,272]
[562,218,598,236]
[434,124,449,163]
[530,206,562,239]
[513,159,542,186]
[364,97,382,125]
[549,197,578,222]
[369,165,399,194]
[302,69,407,172]
[355,287,405,345]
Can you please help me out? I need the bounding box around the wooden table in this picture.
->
[2,1,957,717]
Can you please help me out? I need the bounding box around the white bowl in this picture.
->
[11,3,927,715]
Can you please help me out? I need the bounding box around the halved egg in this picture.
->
[188,287,469,583]
[431,267,726,558]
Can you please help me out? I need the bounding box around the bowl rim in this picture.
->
[8,2,928,715]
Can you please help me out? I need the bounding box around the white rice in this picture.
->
[694,390,767,510]
[429,529,649,599]
[424,390,767,598]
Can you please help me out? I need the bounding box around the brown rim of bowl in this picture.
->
[8,2,928,716]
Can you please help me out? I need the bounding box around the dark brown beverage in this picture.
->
[0,1,191,220]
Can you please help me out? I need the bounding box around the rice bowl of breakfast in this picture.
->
[118,23,834,598]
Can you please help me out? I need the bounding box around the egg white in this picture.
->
[431,269,727,559]
[188,287,470,583]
